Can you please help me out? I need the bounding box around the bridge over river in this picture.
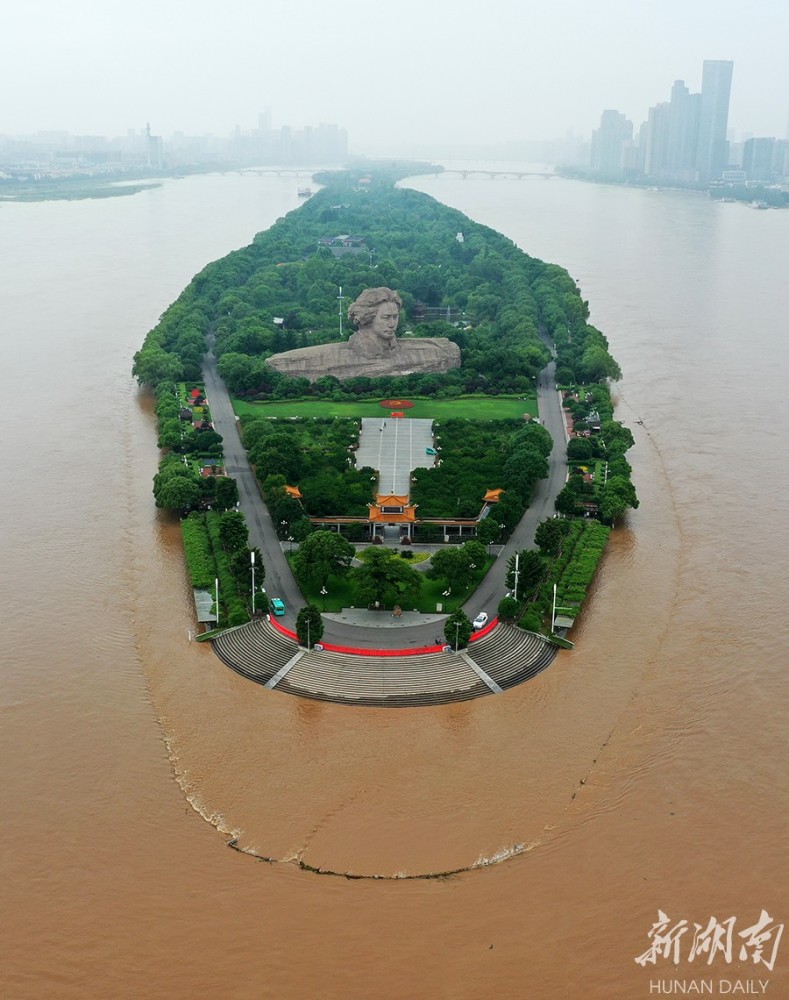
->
[440,169,554,179]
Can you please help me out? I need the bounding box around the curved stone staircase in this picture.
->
[276,647,489,707]
[212,618,558,707]
[467,623,557,689]
[212,618,297,685]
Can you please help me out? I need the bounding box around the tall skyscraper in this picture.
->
[695,60,734,181]
[643,102,671,177]
[666,80,701,181]
[590,110,633,175]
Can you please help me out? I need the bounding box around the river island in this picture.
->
[133,165,638,702]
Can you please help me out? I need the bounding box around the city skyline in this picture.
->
[2,0,787,154]
[587,58,787,185]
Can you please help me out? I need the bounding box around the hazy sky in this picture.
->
[3,0,787,149]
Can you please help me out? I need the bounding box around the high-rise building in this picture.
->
[590,110,633,176]
[666,80,701,181]
[643,102,671,177]
[743,137,777,181]
[695,60,734,181]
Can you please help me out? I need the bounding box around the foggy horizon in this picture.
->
[3,0,788,150]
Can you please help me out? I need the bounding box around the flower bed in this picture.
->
[379,398,414,409]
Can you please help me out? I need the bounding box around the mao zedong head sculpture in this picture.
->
[265,287,460,382]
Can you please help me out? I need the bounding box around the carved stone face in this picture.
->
[370,302,399,344]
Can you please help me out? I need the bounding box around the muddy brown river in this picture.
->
[1,169,786,999]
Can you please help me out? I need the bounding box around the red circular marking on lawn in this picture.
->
[379,398,413,409]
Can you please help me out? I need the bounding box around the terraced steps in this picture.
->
[277,647,489,707]
[212,618,296,685]
[210,619,559,706]
[468,623,557,688]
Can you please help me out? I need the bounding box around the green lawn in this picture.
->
[232,394,537,422]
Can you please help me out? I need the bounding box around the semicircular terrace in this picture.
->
[211,618,557,707]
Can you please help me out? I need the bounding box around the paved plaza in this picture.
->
[356,417,436,495]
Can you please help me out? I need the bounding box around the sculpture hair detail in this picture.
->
[347,287,403,330]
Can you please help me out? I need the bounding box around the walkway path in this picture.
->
[356,416,435,495]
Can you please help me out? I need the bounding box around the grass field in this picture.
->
[232,394,537,422]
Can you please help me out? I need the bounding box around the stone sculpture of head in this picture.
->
[348,287,403,348]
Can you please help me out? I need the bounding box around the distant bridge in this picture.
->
[440,169,554,180]
[237,168,316,177]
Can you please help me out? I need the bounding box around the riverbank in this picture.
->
[556,165,789,208]
[0,164,229,202]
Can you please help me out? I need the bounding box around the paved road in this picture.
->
[201,340,567,649]
[462,355,567,621]
[202,341,306,628]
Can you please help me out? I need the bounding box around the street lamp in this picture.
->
[250,550,256,617]
[454,620,460,654]
[288,535,294,553]
[320,585,327,610]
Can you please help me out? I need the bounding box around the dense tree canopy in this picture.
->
[351,548,422,608]
[132,178,624,401]
[292,530,356,589]
[137,171,637,608]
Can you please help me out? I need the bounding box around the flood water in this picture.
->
[1,167,787,999]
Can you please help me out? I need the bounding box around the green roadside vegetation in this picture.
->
[500,518,611,635]
[133,168,638,635]
[181,509,263,627]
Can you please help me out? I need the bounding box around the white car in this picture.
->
[472,612,489,631]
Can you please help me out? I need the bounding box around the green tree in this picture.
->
[503,447,549,497]
[505,550,546,596]
[496,489,524,532]
[427,547,473,594]
[132,345,183,387]
[461,539,486,569]
[598,476,639,522]
[567,437,594,461]
[580,344,622,382]
[475,516,501,547]
[512,422,553,458]
[351,548,422,608]
[157,417,185,450]
[296,604,323,648]
[229,546,265,595]
[498,595,520,622]
[218,510,248,552]
[444,609,472,650]
[601,420,635,455]
[534,516,571,556]
[155,476,200,511]
[554,484,581,517]
[292,530,355,588]
[214,476,239,511]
